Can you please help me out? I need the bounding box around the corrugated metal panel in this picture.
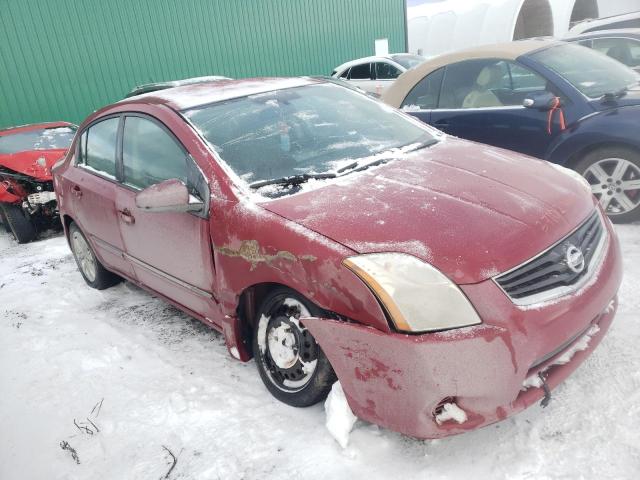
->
[0,0,406,128]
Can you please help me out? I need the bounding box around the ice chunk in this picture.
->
[325,382,357,448]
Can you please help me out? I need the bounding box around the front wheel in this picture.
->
[253,288,336,407]
[577,147,640,223]
[0,204,37,243]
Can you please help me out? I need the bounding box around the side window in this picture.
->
[349,63,371,80]
[375,62,401,80]
[401,68,444,110]
[339,68,350,79]
[507,62,547,92]
[82,117,119,178]
[123,116,187,190]
[439,59,547,109]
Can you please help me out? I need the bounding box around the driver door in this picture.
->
[114,114,217,319]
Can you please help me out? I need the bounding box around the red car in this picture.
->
[53,78,622,439]
[0,122,77,242]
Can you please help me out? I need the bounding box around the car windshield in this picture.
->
[391,54,425,70]
[530,43,640,98]
[0,126,77,154]
[184,83,436,192]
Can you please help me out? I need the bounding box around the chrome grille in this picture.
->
[496,211,606,305]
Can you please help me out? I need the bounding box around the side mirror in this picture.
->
[135,178,203,213]
[523,92,558,111]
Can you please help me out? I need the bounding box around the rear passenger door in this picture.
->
[63,116,136,278]
[113,114,217,318]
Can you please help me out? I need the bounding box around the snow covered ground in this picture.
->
[1,225,639,479]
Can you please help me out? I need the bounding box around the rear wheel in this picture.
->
[253,287,336,407]
[577,147,640,223]
[0,204,37,243]
[68,222,121,290]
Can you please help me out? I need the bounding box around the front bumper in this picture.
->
[304,220,623,439]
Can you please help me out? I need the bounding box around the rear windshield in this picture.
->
[0,127,77,154]
[391,54,426,70]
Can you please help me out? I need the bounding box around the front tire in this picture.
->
[253,287,336,407]
[0,204,37,243]
[68,222,121,290]
[0,207,12,233]
[576,147,640,223]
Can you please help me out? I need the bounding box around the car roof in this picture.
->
[115,77,320,112]
[383,38,562,107]
[565,28,640,41]
[0,121,76,137]
[334,55,405,71]
[125,76,232,98]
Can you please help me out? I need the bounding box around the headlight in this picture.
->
[343,253,481,333]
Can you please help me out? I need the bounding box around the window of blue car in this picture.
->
[438,59,548,109]
[80,118,119,179]
[530,43,640,98]
[401,67,444,110]
[0,127,76,154]
[184,83,436,186]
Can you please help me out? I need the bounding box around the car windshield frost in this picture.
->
[530,43,640,98]
[0,127,76,154]
[184,83,436,194]
[391,54,425,70]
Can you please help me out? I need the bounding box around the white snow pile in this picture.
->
[522,324,601,389]
[434,402,468,425]
[324,381,357,448]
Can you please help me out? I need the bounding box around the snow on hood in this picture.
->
[260,139,596,284]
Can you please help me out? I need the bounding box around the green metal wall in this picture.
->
[0,0,406,128]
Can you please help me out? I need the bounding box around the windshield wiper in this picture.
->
[337,138,439,175]
[601,87,629,101]
[249,172,336,189]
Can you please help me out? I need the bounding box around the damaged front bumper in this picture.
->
[303,221,623,439]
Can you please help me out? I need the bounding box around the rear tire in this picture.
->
[68,222,121,290]
[576,147,640,223]
[0,204,37,243]
[253,287,336,407]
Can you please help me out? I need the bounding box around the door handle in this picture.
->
[433,120,450,128]
[71,185,82,197]
[118,208,135,225]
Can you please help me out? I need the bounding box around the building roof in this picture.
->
[383,38,561,107]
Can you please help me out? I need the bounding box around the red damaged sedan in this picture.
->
[1,122,76,242]
[53,78,622,438]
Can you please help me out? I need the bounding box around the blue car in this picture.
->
[383,39,640,222]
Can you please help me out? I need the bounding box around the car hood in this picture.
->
[0,149,67,181]
[260,139,597,285]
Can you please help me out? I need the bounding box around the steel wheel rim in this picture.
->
[71,230,97,282]
[258,298,318,393]
[584,157,640,216]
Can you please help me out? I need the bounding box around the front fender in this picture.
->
[546,106,640,165]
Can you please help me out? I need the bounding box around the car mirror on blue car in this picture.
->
[523,92,557,111]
